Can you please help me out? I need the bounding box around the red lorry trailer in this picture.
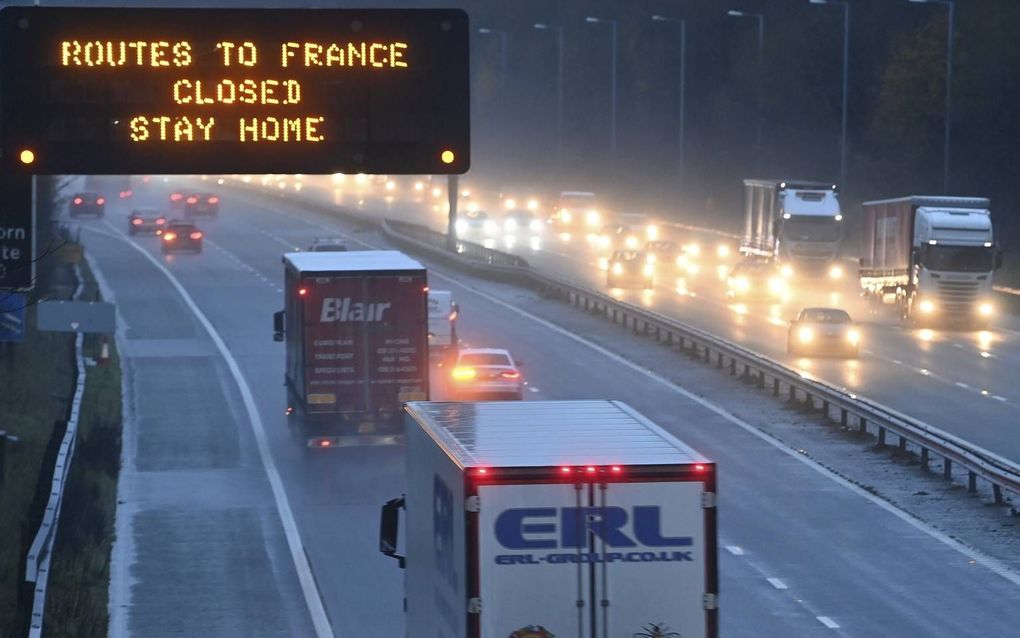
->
[274,251,429,448]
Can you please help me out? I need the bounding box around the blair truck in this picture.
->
[379,400,718,638]
[858,196,1001,327]
[273,250,429,448]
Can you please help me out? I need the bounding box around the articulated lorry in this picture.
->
[273,250,429,447]
[380,400,718,638]
[859,196,1000,327]
[740,179,845,280]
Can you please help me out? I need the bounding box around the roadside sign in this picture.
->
[0,175,34,291]
[0,293,26,341]
[37,300,115,333]
[0,7,470,175]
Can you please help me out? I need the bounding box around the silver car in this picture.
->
[449,348,523,400]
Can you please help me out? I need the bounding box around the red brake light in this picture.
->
[423,286,430,292]
[298,287,308,296]
[475,468,488,476]
[500,370,520,379]
[186,196,198,204]
[96,197,105,205]
[163,232,177,241]
[611,465,622,473]
[695,464,706,472]
[560,466,572,474]
[73,197,83,205]
[318,440,332,448]
[120,190,132,198]
[189,231,203,240]
[586,466,597,474]
[170,192,182,201]
[208,196,219,204]
[132,218,142,225]
[156,217,166,225]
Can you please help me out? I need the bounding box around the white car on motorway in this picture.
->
[449,348,523,400]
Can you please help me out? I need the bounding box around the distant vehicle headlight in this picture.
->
[612,263,624,275]
[466,202,479,213]
[847,329,861,344]
[505,218,518,231]
[585,210,601,227]
[798,327,814,343]
[643,264,655,277]
[768,276,787,294]
[625,236,639,249]
[685,263,700,276]
[829,265,844,279]
[646,224,659,240]
[560,210,573,223]
[646,254,657,264]
[504,198,517,210]
[529,220,543,232]
[780,264,794,278]
[717,244,731,258]
[732,276,750,291]
[455,219,468,233]
[978,302,994,317]
[685,243,701,257]
[483,220,498,234]
[918,299,935,314]
[526,198,539,211]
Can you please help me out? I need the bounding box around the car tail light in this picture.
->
[208,196,219,204]
[186,196,198,204]
[96,197,105,205]
[170,192,182,202]
[560,466,572,474]
[586,466,597,474]
[451,366,476,381]
[120,190,132,198]
[500,370,520,379]
[318,440,332,448]
[156,217,166,225]
[297,287,308,296]
[189,231,203,240]
[695,464,706,472]
[610,465,622,473]
[163,232,177,241]
[132,218,142,225]
[72,197,83,205]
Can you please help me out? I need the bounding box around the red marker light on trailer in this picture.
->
[73,197,83,205]
[96,197,105,205]
[186,196,199,205]
[423,286,430,292]
[298,288,308,296]
[560,466,572,474]
[319,440,332,448]
[610,466,622,473]
[475,468,488,476]
[132,218,142,225]
[586,466,597,474]
[695,464,706,472]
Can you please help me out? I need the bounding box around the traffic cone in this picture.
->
[98,337,111,366]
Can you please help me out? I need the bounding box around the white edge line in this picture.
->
[725,545,745,556]
[423,265,1020,590]
[767,577,788,590]
[817,616,841,629]
[84,224,334,638]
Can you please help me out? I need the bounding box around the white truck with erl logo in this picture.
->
[380,400,719,637]
[273,250,429,448]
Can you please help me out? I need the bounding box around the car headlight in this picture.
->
[717,244,730,258]
[798,327,814,343]
[733,276,750,291]
[918,299,935,314]
[780,264,794,278]
[625,236,639,249]
[686,263,700,276]
[585,210,600,227]
[847,329,860,344]
[978,302,994,317]
[646,224,659,240]
[612,263,623,275]
[505,219,518,231]
[685,243,701,257]
[504,198,516,210]
[829,265,844,279]
[561,210,573,223]
[646,254,657,264]
[643,264,654,277]
[466,202,479,213]
[529,220,543,232]
[455,220,467,233]
[526,198,539,211]
[768,277,786,294]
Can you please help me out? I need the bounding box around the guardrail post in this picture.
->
[716,352,723,369]
[920,447,929,470]
[858,417,867,435]
[729,358,736,376]
[993,484,1003,505]
[840,409,848,428]
[877,427,886,447]
[703,347,710,364]
[822,400,830,419]
[943,458,952,481]
[898,436,907,453]
[788,385,796,402]
[968,471,977,493]
[773,377,780,396]
[757,371,765,389]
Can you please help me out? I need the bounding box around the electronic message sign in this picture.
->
[0,7,469,175]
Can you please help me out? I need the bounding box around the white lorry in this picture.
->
[740,179,845,281]
[859,196,1001,327]
[380,400,719,638]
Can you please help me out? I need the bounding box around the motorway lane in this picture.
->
[277,177,1020,466]
[125,179,1020,636]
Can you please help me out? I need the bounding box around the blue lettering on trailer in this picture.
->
[495,506,694,549]
[494,551,695,565]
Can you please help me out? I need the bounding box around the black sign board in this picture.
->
[0,175,34,290]
[0,7,469,175]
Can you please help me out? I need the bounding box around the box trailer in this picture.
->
[273,250,429,447]
[380,400,718,637]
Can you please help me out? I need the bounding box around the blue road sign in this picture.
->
[0,293,26,341]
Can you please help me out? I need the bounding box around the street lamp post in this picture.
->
[652,14,688,192]
[727,10,765,176]
[534,23,565,170]
[809,0,850,191]
[908,0,955,192]
[585,16,619,168]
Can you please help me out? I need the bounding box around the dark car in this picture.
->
[307,237,349,252]
[787,307,860,357]
[644,240,680,268]
[607,250,654,289]
[161,221,203,254]
[168,190,187,209]
[184,192,220,217]
[128,208,167,235]
[726,259,787,301]
[69,192,105,218]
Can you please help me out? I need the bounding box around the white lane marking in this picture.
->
[953,343,964,349]
[891,359,903,365]
[993,395,1008,402]
[955,382,970,389]
[817,616,841,629]
[250,184,1020,587]
[418,266,1020,590]
[767,577,788,590]
[527,386,541,393]
[726,545,745,556]
[85,223,334,638]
